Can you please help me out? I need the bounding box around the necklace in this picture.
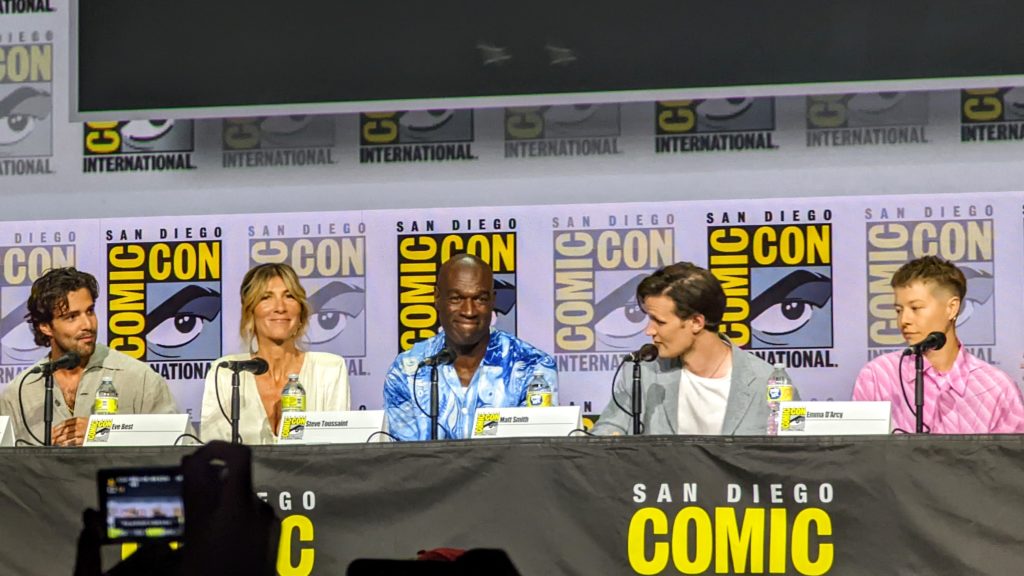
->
[689,343,731,379]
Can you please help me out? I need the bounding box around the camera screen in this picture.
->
[99,467,185,542]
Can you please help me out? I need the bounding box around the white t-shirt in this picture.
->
[677,367,732,434]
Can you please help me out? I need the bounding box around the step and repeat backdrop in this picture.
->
[0,194,1019,425]
[3,4,1024,425]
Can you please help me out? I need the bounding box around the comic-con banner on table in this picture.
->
[1,436,1022,575]
[0,192,1021,426]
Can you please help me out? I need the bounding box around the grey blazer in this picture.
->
[592,342,791,436]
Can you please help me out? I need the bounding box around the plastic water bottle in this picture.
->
[93,376,119,415]
[526,370,554,407]
[281,374,306,413]
[765,363,794,435]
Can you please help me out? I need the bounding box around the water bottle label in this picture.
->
[281,395,305,412]
[527,392,552,407]
[93,398,118,415]
[767,385,793,402]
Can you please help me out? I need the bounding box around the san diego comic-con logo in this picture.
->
[960,88,1024,143]
[106,227,222,380]
[504,104,621,159]
[552,214,675,379]
[627,480,835,576]
[707,209,835,369]
[83,120,196,173]
[396,218,516,351]
[359,110,477,164]
[0,0,54,14]
[655,98,777,154]
[806,92,929,147]
[222,115,337,168]
[0,31,54,177]
[864,204,995,360]
[248,222,368,376]
[0,234,75,383]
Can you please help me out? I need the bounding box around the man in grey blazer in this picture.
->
[593,262,795,436]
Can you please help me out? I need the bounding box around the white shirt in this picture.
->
[677,367,732,434]
[200,351,349,444]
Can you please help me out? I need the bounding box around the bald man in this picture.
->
[383,254,557,440]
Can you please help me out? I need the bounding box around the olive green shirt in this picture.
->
[0,342,181,446]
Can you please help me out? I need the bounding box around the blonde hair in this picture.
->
[238,263,310,349]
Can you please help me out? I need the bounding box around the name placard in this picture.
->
[471,406,582,439]
[277,411,387,444]
[778,401,891,435]
[83,414,191,446]
[0,416,14,447]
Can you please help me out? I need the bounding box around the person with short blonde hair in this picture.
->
[237,263,311,348]
[201,263,349,444]
[854,256,1024,433]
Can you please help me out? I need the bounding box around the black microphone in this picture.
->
[418,347,456,368]
[625,344,658,363]
[904,331,947,356]
[30,351,81,375]
[220,357,270,375]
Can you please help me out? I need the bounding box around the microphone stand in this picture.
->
[231,369,242,444]
[914,350,925,433]
[429,365,440,441]
[631,360,642,435]
[43,366,56,446]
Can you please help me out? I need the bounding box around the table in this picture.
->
[1,435,1022,575]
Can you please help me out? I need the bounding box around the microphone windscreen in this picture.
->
[638,343,658,362]
[250,357,270,375]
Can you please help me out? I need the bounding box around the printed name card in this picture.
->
[778,401,891,435]
[471,406,582,439]
[0,416,14,447]
[277,411,387,444]
[83,414,192,446]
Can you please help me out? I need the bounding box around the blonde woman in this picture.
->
[200,263,349,444]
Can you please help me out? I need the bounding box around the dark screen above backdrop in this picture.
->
[76,0,1024,116]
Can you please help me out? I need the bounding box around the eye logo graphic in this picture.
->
[84,120,193,155]
[143,284,222,361]
[0,294,39,365]
[0,40,53,170]
[708,223,833,350]
[224,115,335,150]
[360,110,476,163]
[961,88,1024,142]
[655,98,776,153]
[504,104,622,158]
[951,265,995,345]
[304,279,366,357]
[593,273,648,352]
[107,240,222,363]
[749,269,833,349]
[552,228,674,354]
[0,86,51,157]
[221,115,337,168]
[83,120,196,173]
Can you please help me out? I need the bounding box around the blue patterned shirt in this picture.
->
[383,330,558,441]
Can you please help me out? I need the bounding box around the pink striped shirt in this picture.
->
[853,345,1024,433]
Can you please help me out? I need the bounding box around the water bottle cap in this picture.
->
[288,373,299,379]
[773,363,785,369]
[101,376,113,382]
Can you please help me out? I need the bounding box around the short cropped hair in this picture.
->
[238,263,310,347]
[26,267,99,347]
[636,262,726,331]
[890,256,967,300]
